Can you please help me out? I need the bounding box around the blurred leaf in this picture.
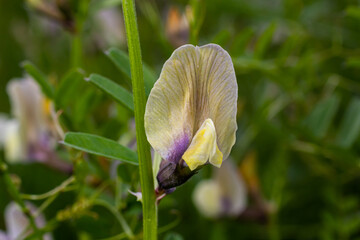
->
[88,74,134,112]
[56,69,84,108]
[233,57,276,72]
[117,164,133,183]
[335,98,360,148]
[346,6,360,20]
[231,27,254,56]
[303,95,340,139]
[254,22,276,59]
[346,57,360,68]
[211,29,231,46]
[22,60,54,99]
[73,89,99,126]
[106,47,156,95]
[63,132,138,165]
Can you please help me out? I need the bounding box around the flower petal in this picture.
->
[182,119,223,170]
[192,180,222,218]
[197,44,238,160]
[216,160,247,216]
[145,44,237,163]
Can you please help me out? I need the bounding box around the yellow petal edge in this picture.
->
[182,119,223,170]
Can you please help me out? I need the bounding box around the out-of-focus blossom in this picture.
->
[165,6,189,47]
[145,44,237,190]
[0,202,52,240]
[92,8,126,49]
[0,116,24,162]
[192,160,247,218]
[1,77,70,172]
[25,0,74,32]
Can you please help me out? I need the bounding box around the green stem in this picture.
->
[71,34,82,67]
[122,0,157,239]
[71,0,88,67]
[189,0,205,45]
[21,176,75,200]
[0,161,42,239]
[94,199,134,239]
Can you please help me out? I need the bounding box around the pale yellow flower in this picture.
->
[145,44,238,190]
[193,160,247,218]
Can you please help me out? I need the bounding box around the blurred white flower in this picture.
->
[1,77,70,171]
[0,116,24,162]
[0,202,52,240]
[193,160,247,218]
[192,180,222,218]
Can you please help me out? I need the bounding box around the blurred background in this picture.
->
[1,0,360,239]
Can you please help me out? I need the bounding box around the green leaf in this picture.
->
[346,57,360,69]
[106,47,156,95]
[335,98,360,148]
[303,95,340,139]
[22,61,54,99]
[346,6,360,20]
[231,27,254,56]
[88,74,134,112]
[254,22,276,59]
[72,89,100,126]
[63,132,138,165]
[56,69,84,108]
[211,29,231,46]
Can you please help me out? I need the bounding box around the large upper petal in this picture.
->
[145,44,237,163]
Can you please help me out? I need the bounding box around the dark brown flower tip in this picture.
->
[156,159,199,191]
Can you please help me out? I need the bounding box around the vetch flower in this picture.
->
[0,201,52,240]
[145,44,238,190]
[1,77,71,172]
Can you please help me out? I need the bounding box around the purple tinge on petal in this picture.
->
[167,134,190,163]
[221,196,232,215]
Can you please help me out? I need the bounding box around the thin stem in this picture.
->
[71,0,88,67]
[158,211,181,234]
[94,199,134,239]
[21,176,75,200]
[98,232,128,240]
[71,33,82,67]
[0,161,42,239]
[122,0,157,239]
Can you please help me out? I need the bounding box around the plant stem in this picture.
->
[71,0,88,67]
[94,199,134,239]
[71,33,82,68]
[21,176,75,200]
[122,0,157,239]
[0,161,42,239]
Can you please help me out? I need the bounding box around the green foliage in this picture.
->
[63,132,138,165]
[22,61,54,99]
[88,74,134,111]
[302,95,340,139]
[106,47,156,96]
[336,98,360,148]
[56,69,85,108]
[1,0,360,239]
